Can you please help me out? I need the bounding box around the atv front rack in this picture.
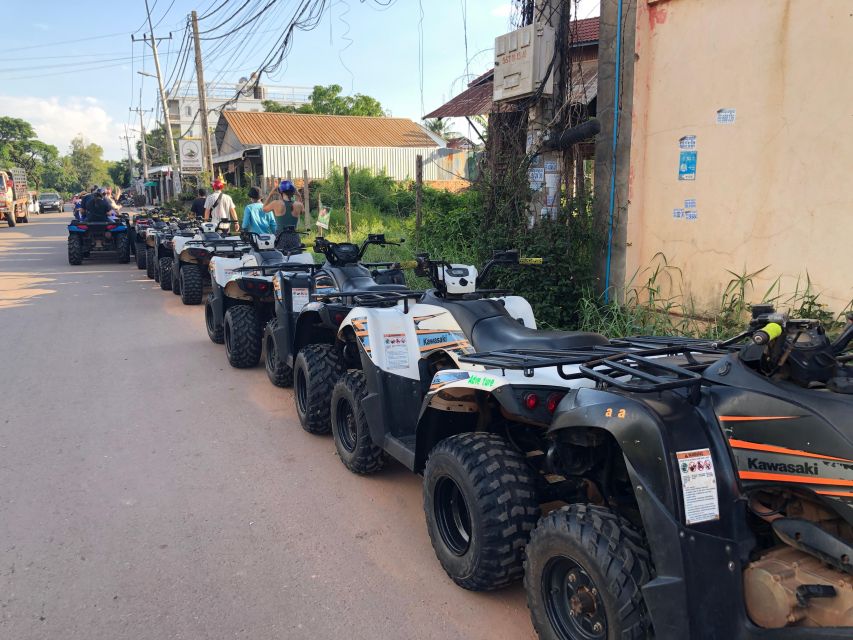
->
[459,340,730,396]
[232,262,318,276]
[311,289,425,312]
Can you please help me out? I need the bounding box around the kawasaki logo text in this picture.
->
[747,458,818,475]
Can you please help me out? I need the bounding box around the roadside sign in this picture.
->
[179,139,203,173]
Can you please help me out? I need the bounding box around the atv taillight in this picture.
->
[107,224,116,230]
[523,392,539,410]
[75,225,88,230]
[239,278,271,296]
[189,248,208,258]
[546,393,565,413]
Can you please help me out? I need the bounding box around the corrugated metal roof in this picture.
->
[221,111,438,148]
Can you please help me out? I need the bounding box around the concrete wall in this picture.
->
[627,0,853,312]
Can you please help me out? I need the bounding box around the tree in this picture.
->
[135,124,171,167]
[67,136,110,191]
[263,84,386,117]
[108,159,132,187]
[0,116,60,189]
[424,118,460,141]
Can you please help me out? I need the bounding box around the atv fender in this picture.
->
[209,284,225,328]
[292,304,339,353]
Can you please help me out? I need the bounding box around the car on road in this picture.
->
[38,191,63,212]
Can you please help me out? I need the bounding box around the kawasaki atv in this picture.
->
[67,214,131,265]
[276,234,409,433]
[171,221,244,305]
[432,306,851,639]
[129,213,153,269]
[205,229,315,368]
[152,220,196,291]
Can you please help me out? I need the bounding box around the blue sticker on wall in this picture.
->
[678,151,697,181]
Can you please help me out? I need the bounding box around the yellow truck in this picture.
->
[0,168,30,227]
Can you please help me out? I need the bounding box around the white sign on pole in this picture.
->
[179,138,203,173]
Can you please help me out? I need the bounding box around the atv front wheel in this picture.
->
[205,294,224,344]
[116,235,131,264]
[224,305,261,368]
[158,257,173,290]
[135,243,146,269]
[264,320,293,387]
[293,344,343,435]
[423,432,540,591]
[331,371,385,474]
[68,235,83,265]
[179,264,203,305]
[524,505,652,640]
[145,247,156,279]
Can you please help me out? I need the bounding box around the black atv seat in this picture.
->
[257,250,285,266]
[328,264,409,293]
[420,291,609,352]
[202,232,221,241]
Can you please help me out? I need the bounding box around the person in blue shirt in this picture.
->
[241,186,277,235]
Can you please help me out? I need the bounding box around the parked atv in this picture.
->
[274,234,409,433]
[430,307,850,639]
[171,221,244,305]
[153,220,196,291]
[129,213,154,269]
[67,214,131,265]
[205,230,315,368]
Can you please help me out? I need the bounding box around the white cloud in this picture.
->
[33,22,49,31]
[0,95,127,160]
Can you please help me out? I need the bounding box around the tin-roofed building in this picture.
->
[212,111,449,185]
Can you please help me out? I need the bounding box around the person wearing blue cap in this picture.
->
[263,179,303,231]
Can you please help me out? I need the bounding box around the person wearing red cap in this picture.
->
[203,178,238,233]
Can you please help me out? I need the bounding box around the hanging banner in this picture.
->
[179,138,203,173]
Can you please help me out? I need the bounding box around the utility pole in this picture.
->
[130,105,152,182]
[138,0,180,199]
[527,0,566,225]
[121,127,135,182]
[191,10,214,177]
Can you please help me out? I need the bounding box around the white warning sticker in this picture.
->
[676,448,720,525]
[292,287,310,311]
[384,333,410,370]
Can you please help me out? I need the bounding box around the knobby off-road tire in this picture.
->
[135,243,147,269]
[264,320,293,387]
[158,257,173,290]
[116,235,131,264]
[146,247,156,279]
[331,371,385,474]
[224,305,262,368]
[205,294,224,344]
[67,235,83,265]
[171,260,181,295]
[180,264,203,305]
[293,344,344,435]
[524,504,652,640]
[423,432,540,591]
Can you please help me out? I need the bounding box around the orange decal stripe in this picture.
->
[815,490,853,498]
[729,439,853,464]
[739,471,853,487]
[719,416,799,422]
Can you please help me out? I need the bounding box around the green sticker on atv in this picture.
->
[467,375,496,388]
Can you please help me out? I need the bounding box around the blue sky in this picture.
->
[0,0,598,160]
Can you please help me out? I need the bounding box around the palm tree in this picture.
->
[424,118,459,141]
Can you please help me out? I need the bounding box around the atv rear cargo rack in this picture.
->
[459,340,730,396]
[232,262,318,276]
[311,289,425,311]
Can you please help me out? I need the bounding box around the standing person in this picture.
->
[263,179,304,250]
[203,179,238,233]
[241,187,277,235]
[190,188,207,220]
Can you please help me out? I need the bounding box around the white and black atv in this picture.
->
[205,230,315,368]
[171,221,246,305]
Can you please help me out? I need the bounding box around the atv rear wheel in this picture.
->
[224,305,262,368]
[293,344,344,435]
[524,505,652,640]
[158,257,173,290]
[205,294,224,344]
[145,247,156,279]
[116,234,130,264]
[67,235,83,265]
[179,264,203,305]
[331,371,385,474]
[135,243,146,269]
[423,432,540,591]
[264,320,293,387]
[171,261,181,295]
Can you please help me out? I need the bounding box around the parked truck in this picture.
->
[0,168,30,227]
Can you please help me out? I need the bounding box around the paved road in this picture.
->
[0,211,536,640]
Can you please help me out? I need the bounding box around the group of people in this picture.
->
[73,186,123,222]
[198,178,304,249]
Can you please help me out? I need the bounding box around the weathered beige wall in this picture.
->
[627,0,853,313]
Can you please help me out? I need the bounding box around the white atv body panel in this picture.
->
[496,295,536,328]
